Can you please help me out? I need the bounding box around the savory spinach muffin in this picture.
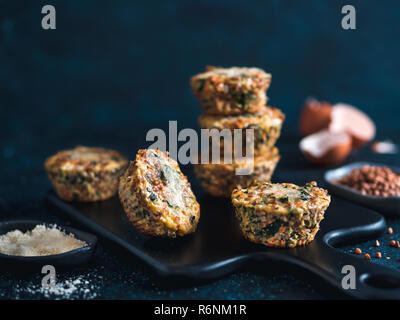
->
[232,181,330,248]
[190,66,271,115]
[198,106,284,156]
[194,148,280,198]
[45,146,127,202]
[119,149,200,237]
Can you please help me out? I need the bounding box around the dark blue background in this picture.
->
[1,0,399,299]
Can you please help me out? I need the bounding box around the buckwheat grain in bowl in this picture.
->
[190,66,271,115]
[119,149,200,238]
[45,146,128,202]
[194,148,280,198]
[334,165,400,197]
[198,106,284,156]
[232,181,331,248]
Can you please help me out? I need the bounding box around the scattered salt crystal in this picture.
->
[1,274,102,299]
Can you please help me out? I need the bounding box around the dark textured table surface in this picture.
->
[1,130,399,300]
[1,0,400,299]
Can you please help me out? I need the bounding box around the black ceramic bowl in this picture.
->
[0,220,97,269]
[324,162,400,217]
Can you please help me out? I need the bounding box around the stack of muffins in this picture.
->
[190,66,285,197]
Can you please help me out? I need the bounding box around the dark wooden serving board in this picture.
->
[47,187,400,299]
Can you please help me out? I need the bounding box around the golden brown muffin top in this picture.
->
[44,146,127,173]
[232,181,331,216]
[191,66,271,92]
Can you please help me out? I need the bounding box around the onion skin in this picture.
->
[303,143,351,166]
[299,98,333,137]
[300,99,376,150]
[352,136,370,149]
[300,130,352,166]
[329,103,376,149]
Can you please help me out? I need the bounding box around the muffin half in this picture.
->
[232,181,330,248]
[194,148,280,198]
[45,146,127,202]
[190,66,271,115]
[198,106,284,156]
[119,149,200,237]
